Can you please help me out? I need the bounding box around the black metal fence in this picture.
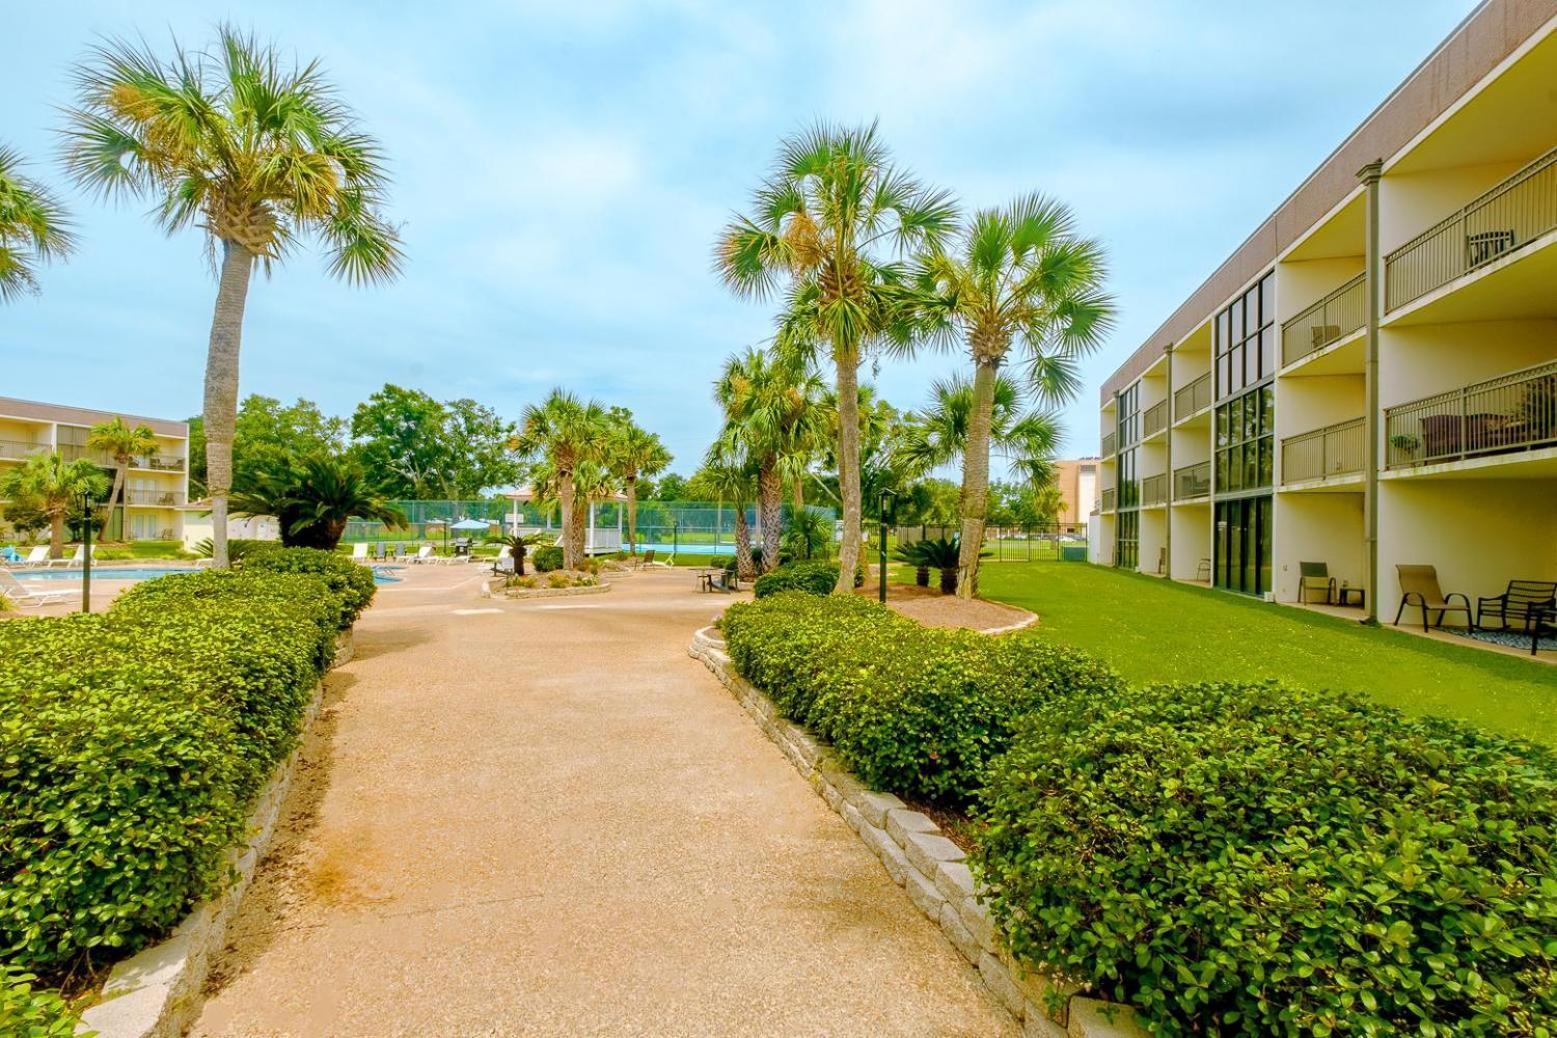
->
[894,522,1089,562]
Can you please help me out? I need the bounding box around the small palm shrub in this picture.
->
[192,536,267,562]
[892,541,931,587]
[531,545,564,572]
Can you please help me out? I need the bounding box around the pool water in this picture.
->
[22,565,404,584]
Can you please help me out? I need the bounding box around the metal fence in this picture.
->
[895,522,1089,562]
[1282,273,1365,367]
[1281,418,1366,483]
[1174,373,1211,418]
[1384,359,1557,468]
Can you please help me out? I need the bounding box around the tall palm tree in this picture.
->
[63,28,403,568]
[900,373,1062,481]
[712,347,828,573]
[696,450,759,580]
[914,194,1114,597]
[0,451,108,558]
[717,122,957,593]
[86,416,160,541]
[0,144,76,301]
[605,412,671,557]
[516,390,607,570]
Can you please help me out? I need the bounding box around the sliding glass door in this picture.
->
[1213,495,1271,597]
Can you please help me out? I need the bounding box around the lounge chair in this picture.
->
[1298,562,1337,604]
[635,548,656,570]
[0,569,71,608]
[46,546,87,568]
[1476,579,1557,632]
[492,545,513,574]
[1393,565,1473,632]
[411,545,435,564]
[15,546,49,568]
[350,543,370,562]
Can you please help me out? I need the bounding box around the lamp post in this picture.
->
[80,489,94,614]
[878,489,895,605]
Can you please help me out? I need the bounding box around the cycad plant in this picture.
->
[63,28,403,567]
[0,451,109,557]
[86,416,160,540]
[496,531,547,577]
[516,390,609,570]
[229,451,406,550]
[914,194,1113,597]
[717,122,957,593]
[0,144,76,301]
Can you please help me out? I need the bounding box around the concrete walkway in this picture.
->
[191,565,1015,1037]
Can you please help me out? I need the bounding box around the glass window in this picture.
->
[1261,276,1275,326]
[1214,271,1274,402]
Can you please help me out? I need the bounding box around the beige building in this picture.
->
[1095,1,1557,623]
[1052,458,1098,525]
[0,396,191,543]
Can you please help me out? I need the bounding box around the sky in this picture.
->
[3,0,1478,478]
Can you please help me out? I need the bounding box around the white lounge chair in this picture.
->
[350,543,370,562]
[46,546,88,568]
[411,545,435,564]
[16,546,49,568]
[0,568,71,607]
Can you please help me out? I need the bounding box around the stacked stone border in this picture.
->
[77,628,356,1038]
[689,625,1146,1038]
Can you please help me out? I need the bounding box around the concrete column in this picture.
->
[1359,159,1384,625]
[1164,344,1173,578]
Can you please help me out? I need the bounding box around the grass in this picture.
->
[970,561,1557,746]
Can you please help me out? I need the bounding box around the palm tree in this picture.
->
[0,451,108,558]
[914,194,1114,597]
[900,373,1061,481]
[0,144,76,301]
[713,347,828,573]
[86,416,160,541]
[695,451,759,580]
[605,411,671,557]
[716,122,957,594]
[230,451,406,550]
[63,28,403,568]
[516,390,608,570]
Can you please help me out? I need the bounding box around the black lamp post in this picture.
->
[878,489,896,605]
[80,489,94,614]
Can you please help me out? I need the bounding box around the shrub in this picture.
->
[0,966,80,1037]
[752,560,863,598]
[242,544,376,626]
[973,680,1557,1036]
[531,545,564,572]
[0,562,349,977]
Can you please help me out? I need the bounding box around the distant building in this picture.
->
[1052,458,1098,525]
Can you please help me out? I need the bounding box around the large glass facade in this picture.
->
[1115,509,1139,570]
[1114,383,1141,568]
[1215,385,1274,493]
[1215,272,1275,400]
[1214,497,1272,597]
[1212,271,1275,596]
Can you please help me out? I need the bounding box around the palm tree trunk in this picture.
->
[792,474,805,513]
[955,356,998,599]
[559,473,578,570]
[107,463,126,542]
[832,346,863,594]
[733,503,754,580]
[757,458,782,573]
[202,241,254,569]
[625,475,639,556]
[48,508,66,558]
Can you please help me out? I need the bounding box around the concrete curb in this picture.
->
[76,627,356,1038]
[978,611,1039,636]
[688,626,1146,1038]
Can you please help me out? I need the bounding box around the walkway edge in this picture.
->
[77,628,355,1038]
[688,625,1147,1038]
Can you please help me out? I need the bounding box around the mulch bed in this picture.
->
[855,582,1035,633]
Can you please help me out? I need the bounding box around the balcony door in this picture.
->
[1213,495,1271,597]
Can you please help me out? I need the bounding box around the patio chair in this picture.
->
[350,542,370,562]
[1298,562,1337,605]
[411,545,435,564]
[491,545,513,574]
[1476,579,1557,632]
[1195,558,1211,582]
[15,546,49,568]
[635,548,656,570]
[46,545,86,569]
[1393,564,1473,633]
[0,568,71,608]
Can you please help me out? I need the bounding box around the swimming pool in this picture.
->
[22,565,404,584]
[628,542,734,556]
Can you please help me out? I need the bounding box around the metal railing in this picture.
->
[1384,359,1557,468]
[1385,146,1557,310]
[0,438,50,461]
[1100,487,1116,512]
[1142,400,1168,438]
[1141,473,1167,506]
[1282,273,1365,366]
[1173,372,1211,419]
[1101,430,1117,456]
[1281,417,1365,483]
[1174,460,1210,499]
[124,489,187,507]
[135,456,185,472]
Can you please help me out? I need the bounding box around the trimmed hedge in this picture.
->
[242,544,377,627]
[973,680,1557,1036]
[752,560,864,598]
[0,965,80,1036]
[721,593,1120,804]
[531,545,564,572]
[0,552,368,979]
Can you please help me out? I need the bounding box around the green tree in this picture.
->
[913,194,1113,597]
[690,453,758,579]
[0,144,76,302]
[604,409,671,557]
[900,373,1061,487]
[717,122,957,593]
[652,472,689,501]
[86,416,160,540]
[230,451,406,550]
[64,28,403,568]
[351,386,517,499]
[516,390,608,570]
[443,397,522,497]
[0,452,108,557]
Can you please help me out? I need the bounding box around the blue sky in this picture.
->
[3,1,1475,476]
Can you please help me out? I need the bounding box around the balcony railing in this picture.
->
[124,489,187,507]
[1141,473,1167,506]
[0,439,50,461]
[1100,487,1116,512]
[1282,273,1365,367]
[1173,372,1211,419]
[1101,430,1117,457]
[58,443,114,465]
[1174,460,1210,500]
[1142,400,1168,438]
[134,455,185,472]
[1281,417,1365,484]
[1384,359,1557,469]
[1385,146,1557,311]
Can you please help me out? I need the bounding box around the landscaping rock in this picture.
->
[885,808,939,847]
[902,829,965,876]
[935,860,976,903]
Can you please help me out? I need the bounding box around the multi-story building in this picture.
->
[1095,1,1557,622]
[1052,458,1098,525]
[0,396,191,543]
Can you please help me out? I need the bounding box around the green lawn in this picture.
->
[972,562,1557,746]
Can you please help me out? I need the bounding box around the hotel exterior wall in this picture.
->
[1272,494,1365,603]
[1170,503,1211,580]
[1379,319,1557,411]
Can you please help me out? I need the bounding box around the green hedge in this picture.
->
[531,545,564,572]
[0,965,82,1036]
[242,544,376,627]
[973,680,1557,1035]
[752,560,863,598]
[721,593,1120,804]
[0,552,367,979]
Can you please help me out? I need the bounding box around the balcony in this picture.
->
[57,443,113,465]
[1101,430,1117,457]
[1142,400,1167,439]
[1141,473,1167,507]
[1174,460,1210,500]
[0,439,50,461]
[1282,273,1364,367]
[1100,487,1116,512]
[1385,359,1557,469]
[1173,372,1211,419]
[1385,146,1557,311]
[135,455,186,472]
[1281,418,1365,484]
[124,489,187,507]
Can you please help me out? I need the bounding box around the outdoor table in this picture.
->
[1336,585,1365,608]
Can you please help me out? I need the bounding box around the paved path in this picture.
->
[192,566,1015,1037]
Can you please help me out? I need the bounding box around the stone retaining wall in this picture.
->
[76,628,356,1038]
[689,625,1146,1038]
